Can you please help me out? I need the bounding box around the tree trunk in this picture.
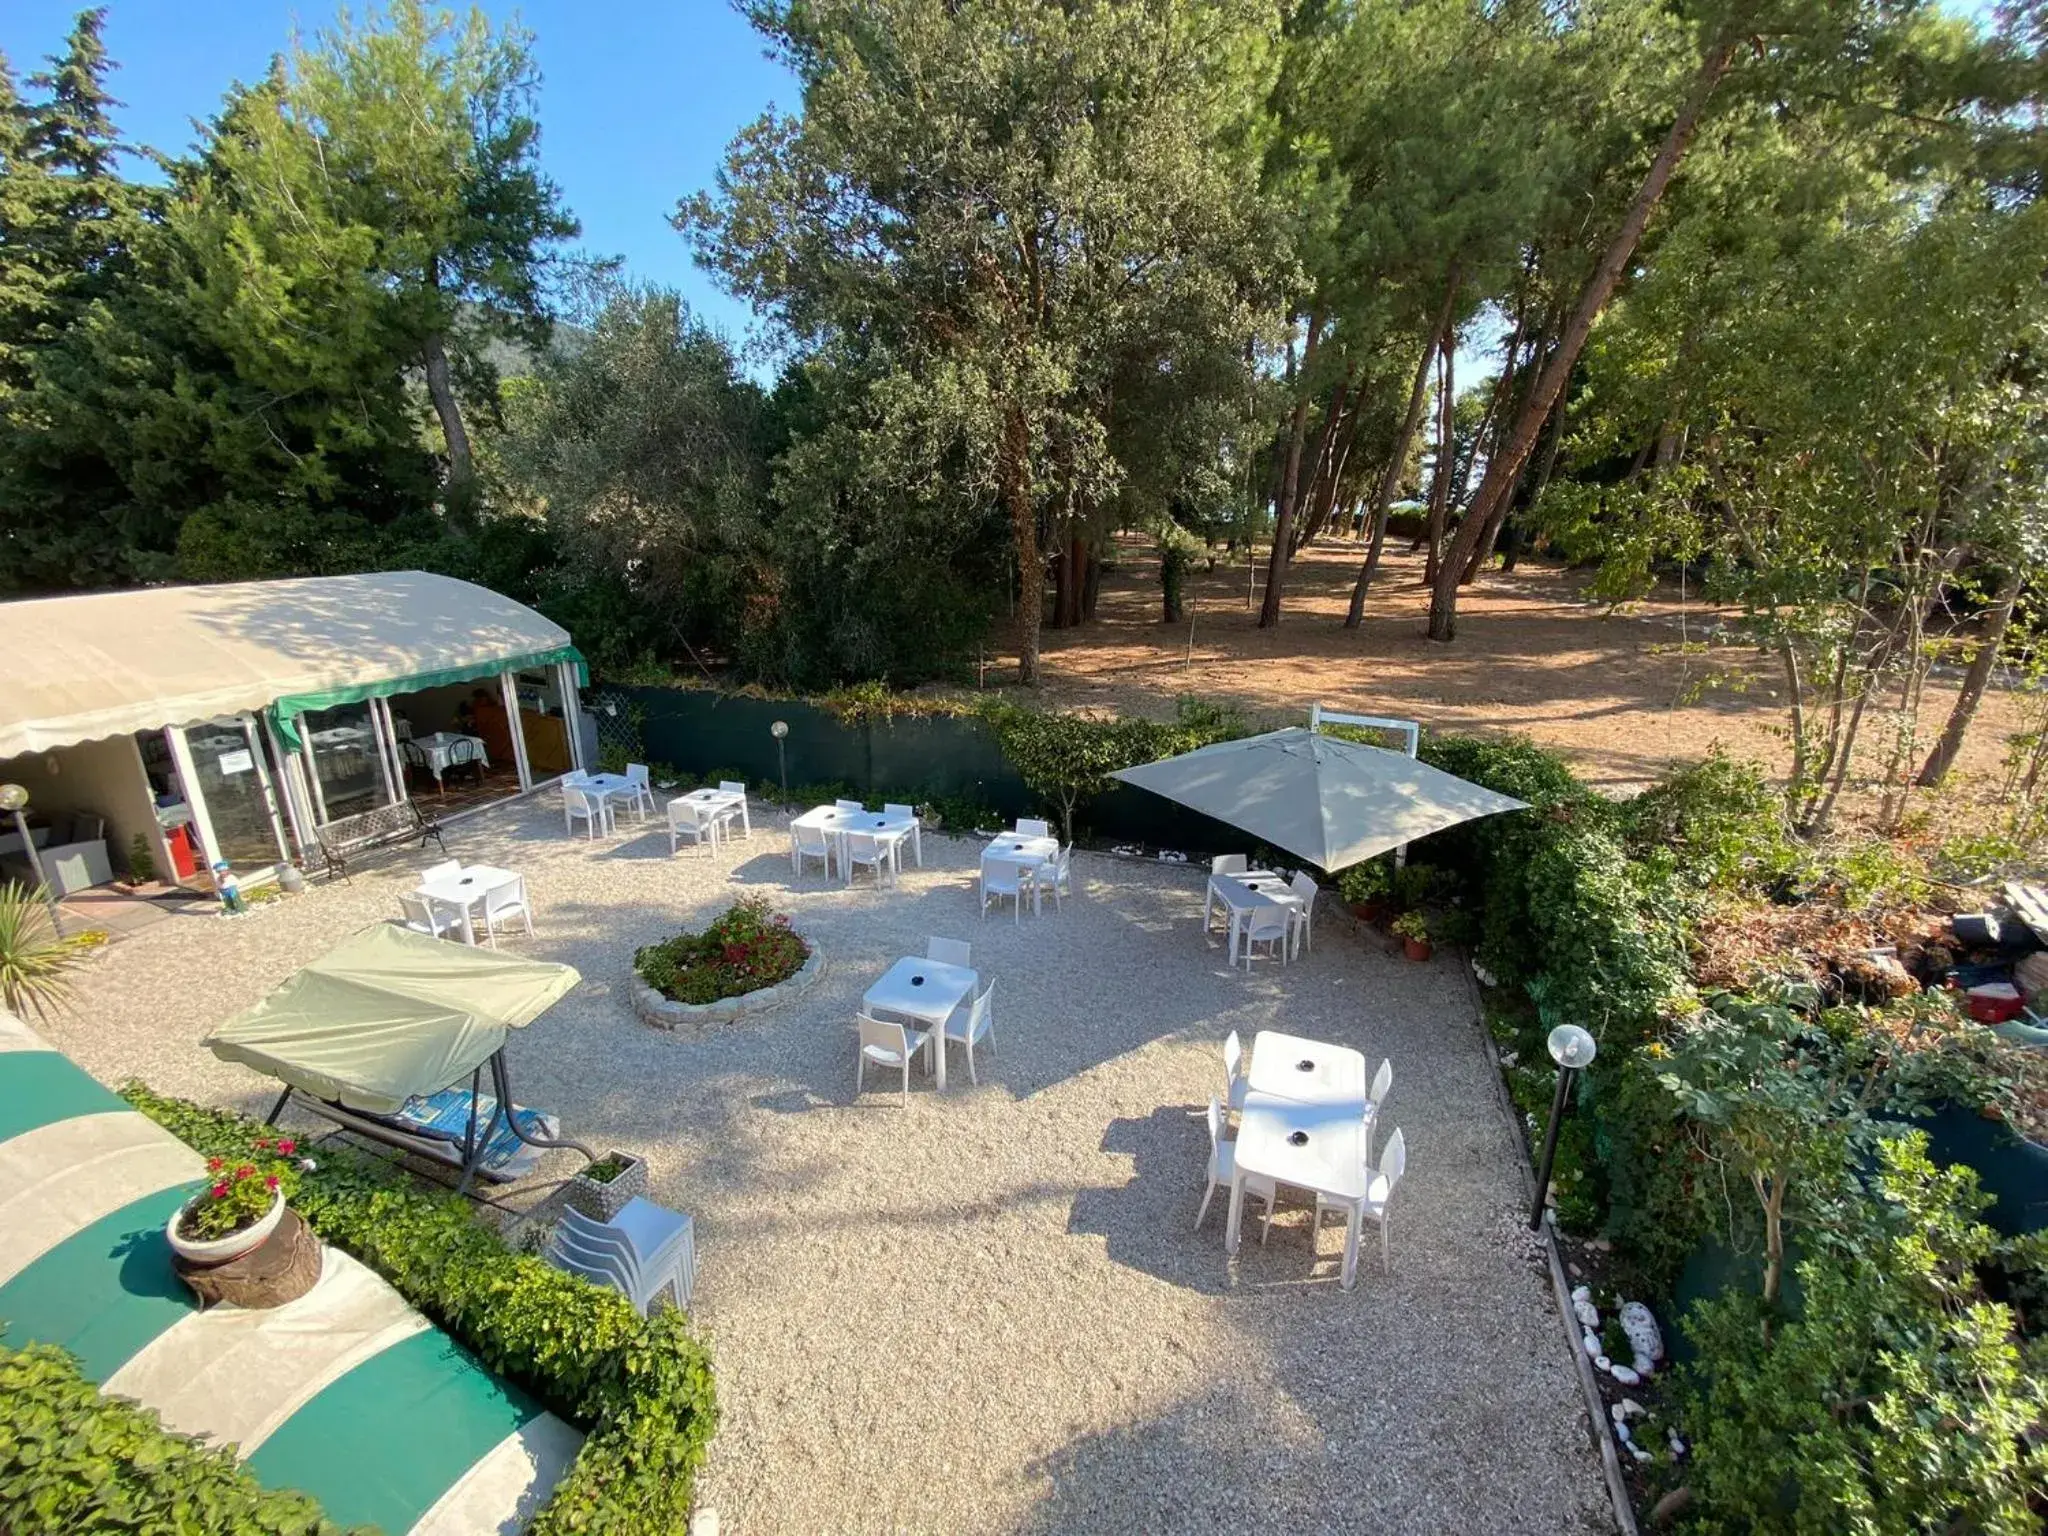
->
[1292,377,1356,553]
[1423,344,1454,587]
[1917,562,2021,787]
[1259,311,1323,628]
[1003,405,1042,684]
[1427,26,1741,642]
[422,330,477,527]
[1346,276,1457,628]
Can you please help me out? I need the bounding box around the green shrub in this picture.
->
[1336,857,1391,905]
[119,1087,717,1535]
[635,895,810,1004]
[0,1340,353,1534]
[1621,749,1792,893]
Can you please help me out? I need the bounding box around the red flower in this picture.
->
[206,1157,224,1173]
[234,1163,256,1179]
[276,1139,297,1156]
[253,1137,270,1150]
[265,1174,280,1190]
[210,1183,229,1199]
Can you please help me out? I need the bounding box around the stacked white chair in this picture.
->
[717,781,752,839]
[622,763,658,820]
[883,803,921,865]
[549,1198,696,1315]
[855,1011,930,1103]
[668,799,714,855]
[1287,871,1319,955]
[1313,1127,1407,1281]
[942,979,997,1086]
[481,877,533,947]
[1196,1095,1275,1242]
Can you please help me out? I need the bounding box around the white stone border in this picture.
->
[629,947,826,1033]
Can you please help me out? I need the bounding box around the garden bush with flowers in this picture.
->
[179,1134,305,1240]
[634,895,809,1005]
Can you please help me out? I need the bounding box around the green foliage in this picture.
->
[124,833,157,885]
[0,1340,352,1535]
[184,1134,302,1241]
[1621,751,1793,893]
[1336,857,1391,905]
[634,896,810,1005]
[120,1086,717,1535]
[0,882,88,1020]
[1676,1136,2048,1534]
[1390,909,1430,943]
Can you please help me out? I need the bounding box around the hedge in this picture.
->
[0,1339,354,1535]
[117,1088,717,1536]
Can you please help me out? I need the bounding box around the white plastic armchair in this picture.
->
[883,803,921,865]
[1239,904,1291,968]
[943,979,996,1085]
[481,877,533,947]
[718,781,752,839]
[1206,854,1249,931]
[398,892,462,942]
[980,856,1033,922]
[1046,843,1074,908]
[791,820,833,879]
[855,1011,931,1103]
[1210,853,1248,875]
[1314,1127,1407,1284]
[420,860,461,885]
[1221,1029,1249,1112]
[843,829,893,888]
[668,799,713,856]
[1016,817,1051,838]
[1196,1095,1274,1240]
[1287,872,1319,955]
[926,937,972,968]
[563,782,610,840]
[1361,1058,1393,1162]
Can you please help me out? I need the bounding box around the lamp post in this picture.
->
[1529,1023,1597,1230]
[770,720,789,806]
[0,783,60,931]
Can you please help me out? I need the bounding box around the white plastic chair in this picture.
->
[1239,904,1291,968]
[1287,872,1319,955]
[481,877,533,947]
[1222,1029,1249,1112]
[883,803,921,866]
[718,781,752,839]
[942,978,996,1085]
[668,799,713,856]
[1314,1128,1407,1282]
[563,783,610,840]
[1196,1095,1275,1241]
[1210,853,1248,875]
[926,937,972,968]
[855,1011,931,1103]
[980,856,1033,922]
[1045,843,1073,908]
[420,860,461,885]
[791,820,833,880]
[843,829,893,888]
[550,1201,696,1314]
[1206,854,1248,931]
[1016,817,1051,838]
[398,892,462,941]
[835,798,864,813]
[623,763,657,820]
[1361,1058,1393,1162]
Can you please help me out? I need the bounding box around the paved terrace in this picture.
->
[40,796,1613,1534]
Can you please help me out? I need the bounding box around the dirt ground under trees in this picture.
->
[977,536,2024,807]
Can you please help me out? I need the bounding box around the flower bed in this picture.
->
[635,896,809,1005]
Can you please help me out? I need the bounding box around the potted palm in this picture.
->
[1391,909,1433,962]
[0,881,89,1020]
[166,1134,302,1266]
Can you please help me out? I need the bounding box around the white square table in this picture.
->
[1226,1031,1372,1289]
[670,787,747,845]
[792,806,917,881]
[862,955,977,1090]
[983,832,1059,911]
[577,772,644,826]
[1207,871,1304,965]
[415,863,523,945]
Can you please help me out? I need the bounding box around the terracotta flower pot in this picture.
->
[1402,937,1433,962]
[166,1188,285,1266]
[1350,899,1392,928]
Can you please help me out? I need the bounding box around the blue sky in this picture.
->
[0,2,797,348]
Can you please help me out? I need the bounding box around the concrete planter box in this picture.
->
[631,947,826,1033]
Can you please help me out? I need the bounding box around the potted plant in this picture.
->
[1392,909,1433,962]
[166,1134,302,1265]
[567,1149,649,1222]
[1338,859,1393,926]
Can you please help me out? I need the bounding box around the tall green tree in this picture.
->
[683,0,1285,684]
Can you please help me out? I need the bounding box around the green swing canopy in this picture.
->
[205,924,581,1115]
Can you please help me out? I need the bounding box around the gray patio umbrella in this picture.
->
[1109,726,1528,871]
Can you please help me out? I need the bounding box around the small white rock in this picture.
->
[1618,1398,1646,1420]
[1609,1364,1640,1386]
[1582,1332,1600,1358]
[1571,1284,1591,1304]
[1573,1298,1601,1331]
[1610,1404,1628,1424]
[1620,1301,1665,1364]
[1668,1434,1687,1457]
[1630,1445,1653,1464]
[1595,1355,1611,1372]
[1632,1354,1656,1378]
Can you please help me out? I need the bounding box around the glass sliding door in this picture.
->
[173,716,289,872]
[299,702,394,822]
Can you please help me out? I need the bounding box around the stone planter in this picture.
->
[630,947,827,1033]
[167,1188,285,1266]
[566,1151,649,1223]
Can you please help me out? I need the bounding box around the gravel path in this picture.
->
[44,796,1613,1534]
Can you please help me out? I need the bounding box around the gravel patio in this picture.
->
[40,794,1614,1534]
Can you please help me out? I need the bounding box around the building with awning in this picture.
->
[0,572,588,893]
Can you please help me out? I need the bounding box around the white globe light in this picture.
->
[0,783,27,813]
[1548,1024,1597,1070]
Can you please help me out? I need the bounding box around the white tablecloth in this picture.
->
[411,732,489,783]
[863,956,976,1089]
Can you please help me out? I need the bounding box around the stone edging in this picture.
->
[629,947,827,1033]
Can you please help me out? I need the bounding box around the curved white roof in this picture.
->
[0,571,573,758]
